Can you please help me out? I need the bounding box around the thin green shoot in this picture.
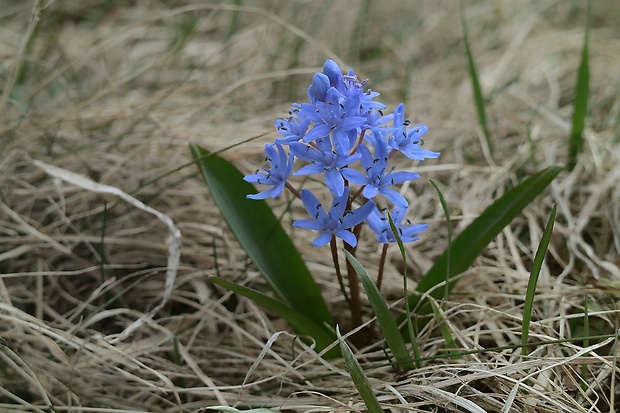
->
[429,179,452,310]
[460,1,492,156]
[336,326,383,413]
[345,251,414,371]
[387,213,421,368]
[521,203,557,358]
[429,299,460,360]
[567,0,591,171]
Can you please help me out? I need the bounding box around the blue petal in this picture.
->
[294,163,327,176]
[341,200,375,229]
[293,219,323,231]
[380,187,408,208]
[340,168,367,185]
[299,189,324,218]
[387,171,420,185]
[313,232,333,247]
[325,169,345,196]
[335,230,357,247]
[329,186,349,217]
[362,185,379,199]
[308,72,330,103]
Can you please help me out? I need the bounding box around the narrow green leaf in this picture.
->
[429,180,453,308]
[429,299,459,360]
[387,213,421,368]
[522,203,557,357]
[567,1,591,171]
[345,251,414,371]
[337,326,383,413]
[402,166,562,331]
[461,3,492,155]
[210,276,338,359]
[189,143,333,328]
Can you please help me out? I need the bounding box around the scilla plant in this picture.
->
[243,60,439,331]
[190,59,560,365]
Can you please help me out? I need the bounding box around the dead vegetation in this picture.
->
[1,0,619,412]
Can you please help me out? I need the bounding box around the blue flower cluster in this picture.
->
[244,60,439,248]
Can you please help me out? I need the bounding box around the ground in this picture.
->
[1,1,619,412]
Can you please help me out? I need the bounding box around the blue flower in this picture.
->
[275,103,311,144]
[244,143,294,199]
[293,187,375,247]
[366,207,428,244]
[307,72,331,103]
[289,136,361,196]
[302,87,366,155]
[388,104,440,161]
[341,138,419,208]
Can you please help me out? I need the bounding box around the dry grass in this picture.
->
[1,0,619,412]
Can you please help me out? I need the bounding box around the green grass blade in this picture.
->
[344,251,414,371]
[567,1,591,171]
[387,213,421,368]
[429,180,453,308]
[401,166,562,332]
[461,3,492,155]
[336,326,383,413]
[429,299,459,360]
[189,143,333,328]
[521,203,557,357]
[210,276,338,359]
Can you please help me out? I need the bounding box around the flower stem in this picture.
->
[285,181,301,199]
[344,242,362,329]
[377,243,389,291]
[330,236,350,305]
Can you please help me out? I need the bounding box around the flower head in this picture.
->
[366,207,428,244]
[388,104,440,161]
[293,187,375,247]
[244,143,294,199]
[341,138,419,208]
[290,136,361,196]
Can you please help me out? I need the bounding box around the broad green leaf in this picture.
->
[522,203,556,356]
[337,326,383,413]
[210,277,338,359]
[567,1,591,171]
[402,166,562,331]
[189,143,333,328]
[345,251,414,371]
[461,3,492,155]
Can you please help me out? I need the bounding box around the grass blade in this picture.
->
[210,276,338,359]
[521,203,557,357]
[429,299,460,360]
[461,3,492,155]
[429,180,453,309]
[189,143,333,328]
[344,250,414,371]
[387,213,421,368]
[337,326,383,413]
[401,166,562,332]
[567,1,591,171]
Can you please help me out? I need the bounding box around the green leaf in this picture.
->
[345,251,414,371]
[189,143,333,328]
[210,277,338,359]
[429,299,459,360]
[567,1,591,171]
[522,203,556,357]
[337,326,383,413]
[461,3,492,156]
[402,166,562,331]
[387,212,421,368]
